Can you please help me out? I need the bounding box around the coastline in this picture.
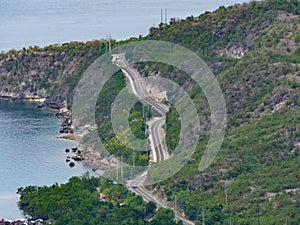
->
[0,98,93,222]
[0,95,118,172]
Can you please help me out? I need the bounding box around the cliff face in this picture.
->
[0,41,106,107]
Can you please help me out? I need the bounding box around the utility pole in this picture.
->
[202,207,205,225]
[142,104,145,122]
[109,36,112,53]
[225,182,228,206]
[107,35,112,53]
[256,207,261,225]
[161,9,163,24]
[116,162,119,180]
[133,152,135,167]
[121,155,124,179]
[174,196,177,217]
[144,104,149,157]
[145,109,148,136]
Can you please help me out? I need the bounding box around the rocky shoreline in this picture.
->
[0,95,118,173]
[0,218,44,225]
[37,102,102,170]
[37,100,118,172]
[0,92,46,103]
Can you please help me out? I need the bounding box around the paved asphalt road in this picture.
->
[113,54,194,225]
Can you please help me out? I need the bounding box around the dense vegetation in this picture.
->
[154,107,300,224]
[141,0,300,224]
[18,174,182,225]
[2,0,299,224]
[96,71,150,166]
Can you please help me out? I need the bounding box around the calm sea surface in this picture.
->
[0,101,91,219]
[0,0,247,52]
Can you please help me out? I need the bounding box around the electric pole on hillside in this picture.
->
[121,155,124,179]
[116,161,119,180]
[133,151,135,167]
[256,207,261,225]
[144,105,148,136]
[144,105,150,161]
[174,196,177,218]
[106,36,110,52]
[106,35,112,53]
[225,182,232,225]
[202,207,205,225]
[130,151,135,179]
[142,104,145,122]
[225,182,228,206]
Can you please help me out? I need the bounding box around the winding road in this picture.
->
[113,53,168,163]
[113,53,194,225]
[149,117,165,162]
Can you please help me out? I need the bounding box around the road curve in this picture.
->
[128,173,194,225]
[113,53,194,225]
[150,117,165,162]
[121,66,168,115]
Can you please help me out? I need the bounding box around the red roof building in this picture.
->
[98,193,106,200]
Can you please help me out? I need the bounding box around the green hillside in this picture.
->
[3,0,300,224]
[18,174,181,225]
[143,1,300,224]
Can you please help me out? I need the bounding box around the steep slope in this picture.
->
[1,0,300,224]
[141,1,300,224]
[0,41,107,107]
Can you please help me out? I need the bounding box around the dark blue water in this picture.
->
[0,0,248,52]
[0,101,90,219]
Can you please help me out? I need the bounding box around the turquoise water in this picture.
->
[0,101,90,219]
[0,0,248,51]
